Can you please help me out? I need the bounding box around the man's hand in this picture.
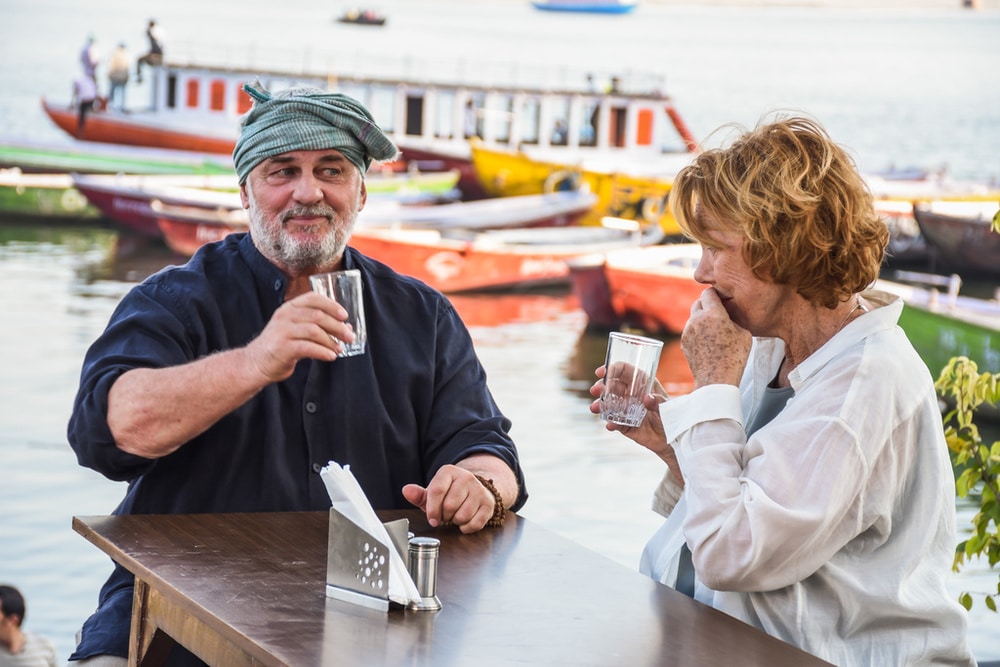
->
[402,465,497,533]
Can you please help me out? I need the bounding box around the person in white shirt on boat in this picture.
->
[589,114,976,666]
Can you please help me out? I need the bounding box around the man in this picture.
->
[67,84,526,664]
[134,19,163,83]
[106,43,130,111]
[0,585,57,667]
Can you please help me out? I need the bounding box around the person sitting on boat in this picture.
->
[66,83,526,666]
[589,114,976,666]
[134,19,163,83]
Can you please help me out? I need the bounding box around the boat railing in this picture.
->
[164,40,670,98]
[892,270,962,309]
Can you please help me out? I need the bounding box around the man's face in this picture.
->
[240,149,367,275]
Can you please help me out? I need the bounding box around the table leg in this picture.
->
[129,579,175,667]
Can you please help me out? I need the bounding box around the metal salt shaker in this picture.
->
[407,536,442,611]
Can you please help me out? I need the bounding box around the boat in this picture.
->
[878,270,1000,380]
[73,169,462,239]
[568,243,703,334]
[151,200,248,256]
[152,189,600,258]
[469,141,687,234]
[874,198,929,265]
[0,168,101,221]
[912,200,1000,277]
[531,0,638,13]
[41,46,700,200]
[362,189,598,231]
[72,173,242,238]
[0,136,233,175]
[348,220,663,293]
[335,8,387,25]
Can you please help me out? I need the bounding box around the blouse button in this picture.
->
[312,462,323,473]
[305,401,318,414]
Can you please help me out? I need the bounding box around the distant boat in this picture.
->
[335,8,387,25]
[912,199,1000,277]
[0,168,100,221]
[531,0,637,13]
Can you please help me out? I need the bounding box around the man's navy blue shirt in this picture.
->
[67,233,526,660]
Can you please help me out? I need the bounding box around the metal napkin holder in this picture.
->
[325,508,412,612]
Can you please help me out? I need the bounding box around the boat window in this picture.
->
[548,97,571,147]
[491,94,514,145]
[581,100,599,147]
[435,89,456,139]
[610,106,627,148]
[465,94,484,139]
[236,83,253,114]
[186,79,200,109]
[166,74,177,109]
[517,97,540,146]
[368,87,395,133]
[405,94,424,136]
[210,80,226,112]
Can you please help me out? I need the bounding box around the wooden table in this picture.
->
[73,511,833,666]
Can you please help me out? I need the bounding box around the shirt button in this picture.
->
[273,279,282,291]
[305,402,317,414]
[312,463,323,473]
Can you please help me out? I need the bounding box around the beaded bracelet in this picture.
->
[475,474,507,528]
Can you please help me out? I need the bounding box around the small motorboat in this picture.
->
[335,8,387,26]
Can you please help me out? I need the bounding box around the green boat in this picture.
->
[0,137,233,176]
[0,170,101,221]
[880,274,1000,376]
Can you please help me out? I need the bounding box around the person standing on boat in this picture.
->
[134,19,163,84]
[590,114,976,666]
[70,74,97,138]
[66,83,526,666]
[105,43,130,112]
[78,35,98,81]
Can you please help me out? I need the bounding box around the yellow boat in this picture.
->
[469,139,685,236]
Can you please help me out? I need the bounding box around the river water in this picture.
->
[1,0,998,662]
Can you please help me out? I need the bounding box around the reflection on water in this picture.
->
[1,224,997,663]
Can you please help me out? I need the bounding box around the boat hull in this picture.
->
[42,98,237,155]
[0,171,100,220]
[349,227,648,293]
[912,201,1000,276]
[470,142,682,234]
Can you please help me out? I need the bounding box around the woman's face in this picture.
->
[692,209,795,338]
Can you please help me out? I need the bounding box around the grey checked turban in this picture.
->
[232,82,399,184]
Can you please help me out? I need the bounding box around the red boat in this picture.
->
[349,223,661,293]
[72,173,240,237]
[151,200,247,256]
[569,243,703,334]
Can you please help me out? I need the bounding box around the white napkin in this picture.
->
[319,461,421,606]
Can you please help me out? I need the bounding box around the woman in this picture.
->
[591,115,975,666]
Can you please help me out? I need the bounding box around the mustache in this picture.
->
[281,205,336,223]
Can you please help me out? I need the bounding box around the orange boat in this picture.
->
[347,223,660,293]
[569,243,703,335]
[41,98,236,155]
